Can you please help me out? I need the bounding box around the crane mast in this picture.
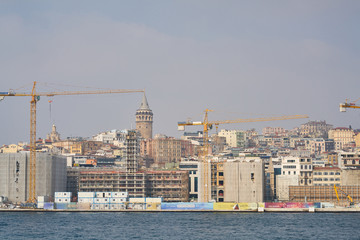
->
[178,110,309,202]
[0,81,144,203]
[29,82,37,203]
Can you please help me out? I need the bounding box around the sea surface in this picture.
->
[1,212,360,239]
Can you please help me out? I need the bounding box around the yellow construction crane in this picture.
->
[0,81,144,203]
[178,109,309,202]
[340,98,360,112]
[334,184,354,206]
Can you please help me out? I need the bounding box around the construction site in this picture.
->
[1,82,360,213]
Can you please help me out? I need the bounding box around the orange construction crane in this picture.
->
[178,110,309,202]
[0,81,144,203]
[340,98,360,112]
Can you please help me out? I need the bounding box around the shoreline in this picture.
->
[1,208,360,213]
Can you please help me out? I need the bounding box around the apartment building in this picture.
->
[218,129,247,148]
[328,127,355,150]
[313,166,341,186]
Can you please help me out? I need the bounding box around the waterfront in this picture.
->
[1,212,360,239]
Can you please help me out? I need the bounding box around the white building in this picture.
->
[92,129,129,147]
[218,129,247,148]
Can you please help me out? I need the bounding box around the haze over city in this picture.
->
[1,1,360,146]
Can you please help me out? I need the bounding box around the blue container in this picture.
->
[43,202,54,210]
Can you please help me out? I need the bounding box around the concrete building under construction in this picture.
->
[198,158,265,203]
[78,169,147,198]
[0,152,67,203]
[68,168,188,201]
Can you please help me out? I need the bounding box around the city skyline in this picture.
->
[1,1,360,146]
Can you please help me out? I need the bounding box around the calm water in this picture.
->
[1,212,360,239]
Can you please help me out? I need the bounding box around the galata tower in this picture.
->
[135,94,153,139]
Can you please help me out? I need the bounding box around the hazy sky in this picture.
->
[1,1,360,145]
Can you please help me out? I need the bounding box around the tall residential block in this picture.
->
[136,94,153,139]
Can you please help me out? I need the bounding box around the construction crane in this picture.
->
[334,184,354,206]
[0,81,144,203]
[340,98,360,112]
[178,109,309,202]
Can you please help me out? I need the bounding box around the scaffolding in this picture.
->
[125,130,139,173]
[289,185,360,205]
[78,171,146,198]
[146,171,189,202]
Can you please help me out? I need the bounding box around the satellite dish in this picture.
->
[0,96,5,101]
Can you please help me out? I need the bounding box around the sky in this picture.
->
[0,0,360,145]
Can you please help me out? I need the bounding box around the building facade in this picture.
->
[300,120,333,138]
[223,160,264,203]
[328,127,355,150]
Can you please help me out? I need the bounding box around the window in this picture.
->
[251,173,254,181]
[293,171,296,175]
[324,172,328,175]
[330,172,334,175]
[335,172,340,175]
[305,165,308,170]
[219,172,224,176]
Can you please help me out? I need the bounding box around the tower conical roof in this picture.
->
[138,93,151,110]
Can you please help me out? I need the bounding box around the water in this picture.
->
[1,212,360,239]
